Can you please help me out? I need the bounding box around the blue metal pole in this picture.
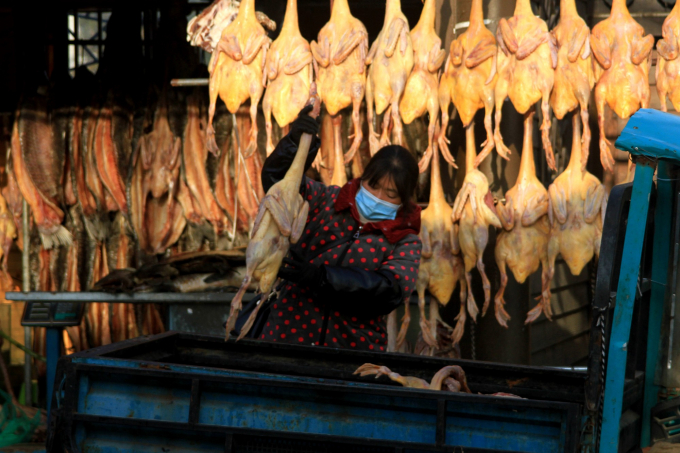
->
[599,161,656,453]
[45,327,61,418]
[641,161,673,446]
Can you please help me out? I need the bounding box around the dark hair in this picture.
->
[361,145,419,214]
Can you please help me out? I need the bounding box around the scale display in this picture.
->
[21,302,85,327]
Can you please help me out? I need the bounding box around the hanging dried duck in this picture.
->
[206,0,270,157]
[263,0,313,156]
[494,0,557,170]
[400,0,445,171]
[438,0,497,169]
[494,111,551,327]
[591,0,653,173]
[407,142,465,354]
[311,0,368,173]
[536,115,607,323]
[452,123,501,340]
[550,0,595,171]
[362,0,414,156]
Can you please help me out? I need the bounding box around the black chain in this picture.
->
[595,301,609,451]
[470,320,477,361]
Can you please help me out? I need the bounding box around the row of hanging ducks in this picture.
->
[198,0,680,177]
[198,0,667,353]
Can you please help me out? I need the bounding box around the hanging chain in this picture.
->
[595,300,609,451]
[470,319,477,361]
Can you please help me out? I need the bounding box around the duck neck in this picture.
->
[610,0,630,16]
[469,0,484,28]
[429,145,444,204]
[567,113,582,171]
[331,0,351,20]
[515,0,534,16]
[281,0,299,34]
[237,0,256,20]
[465,122,477,174]
[518,113,536,181]
[560,0,577,16]
[384,0,402,24]
[416,0,436,30]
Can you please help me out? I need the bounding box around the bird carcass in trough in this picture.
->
[225,85,321,341]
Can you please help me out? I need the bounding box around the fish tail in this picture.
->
[40,225,73,250]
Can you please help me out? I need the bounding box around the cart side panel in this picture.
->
[69,361,579,453]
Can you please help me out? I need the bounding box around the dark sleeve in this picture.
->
[318,235,422,319]
[261,134,321,193]
[319,267,403,319]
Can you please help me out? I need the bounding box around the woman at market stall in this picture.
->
[251,106,422,351]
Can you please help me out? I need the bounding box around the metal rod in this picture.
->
[231,113,241,245]
[530,304,591,325]
[531,329,590,355]
[22,199,31,407]
[45,327,60,417]
[6,291,255,303]
[0,329,46,362]
[171,78,209,87]
[593,11,671,19]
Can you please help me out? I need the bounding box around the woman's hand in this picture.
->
[288,105,321,146]
[278,250,325,288]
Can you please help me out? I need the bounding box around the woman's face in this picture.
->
[361,177,402,205]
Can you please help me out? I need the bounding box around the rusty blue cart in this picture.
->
[48,332,584,452]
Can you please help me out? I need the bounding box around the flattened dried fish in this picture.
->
[12,95,71,248]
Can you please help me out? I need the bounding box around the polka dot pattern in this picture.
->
[260,178,421,351]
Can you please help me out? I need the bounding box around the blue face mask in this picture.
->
[355,185,402,222]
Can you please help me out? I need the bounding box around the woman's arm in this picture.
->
[321,266,402,319]
[261,135,321,192]
[322,236,421,318]
[261,110,321,193]
[280,236,422,319]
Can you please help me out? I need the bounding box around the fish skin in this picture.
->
[80,90,112,241]
[95,91,129,214]
[177,175,205,225]
[71,91,99,220]
[108,213,137,342]
[50,78,78,208]
[0,192,17,272]
[13,96,71,248]
[183,92,229,232]
[92,99,121,214]
[215,121,250,232]
[112,91,135,187]
[2,153,24,251]
[64,239,90,353]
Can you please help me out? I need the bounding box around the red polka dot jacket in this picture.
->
[259,135,422,351]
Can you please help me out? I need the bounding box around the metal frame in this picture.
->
[599,158,656,453]
[596,108,680,452]
[642,161,676,445]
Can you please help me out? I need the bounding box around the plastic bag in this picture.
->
[0,389,41,447]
